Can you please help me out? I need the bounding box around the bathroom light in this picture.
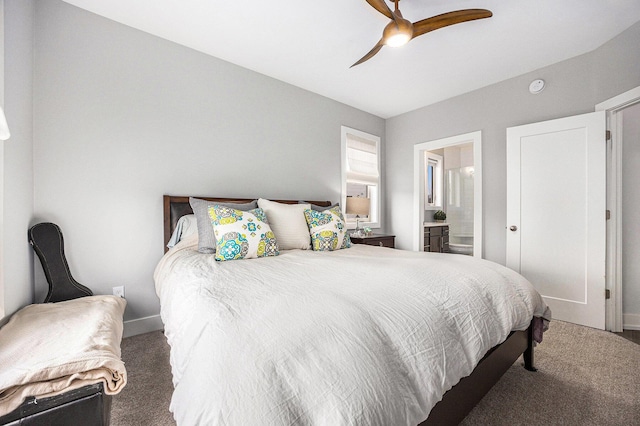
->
[0,106,10,140]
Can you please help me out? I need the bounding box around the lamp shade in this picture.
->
[345,197,370,216]
[0,106,10,141]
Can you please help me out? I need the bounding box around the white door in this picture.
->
[506,111,606,329]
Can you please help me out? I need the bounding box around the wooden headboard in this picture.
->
[163,195,332,252]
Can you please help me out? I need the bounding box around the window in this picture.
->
[341,126,381,228]
[424,151,443,209]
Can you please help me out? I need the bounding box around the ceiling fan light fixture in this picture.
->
[383,19,413,47]
[385,32,411,47]
[352,3,493,67]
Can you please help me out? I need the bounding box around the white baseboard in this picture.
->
[123,313,640,336]
[622,313,640,331]
[123,314,164,338]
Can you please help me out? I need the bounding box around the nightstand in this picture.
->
[350,234,395,248]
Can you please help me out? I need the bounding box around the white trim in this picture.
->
[123,314,164,338]
[595,85,640,332]
[596,86,640,112]
[622,313,640,331]
[0,2,6,320]
[413,131,482,257]
[606,111,624,333]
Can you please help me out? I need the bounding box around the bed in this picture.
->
[155,195,550,425]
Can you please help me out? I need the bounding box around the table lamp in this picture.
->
[346,196,370,237]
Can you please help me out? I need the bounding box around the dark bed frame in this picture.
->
[163,195,536,425]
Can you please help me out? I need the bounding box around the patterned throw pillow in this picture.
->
[209,206,279,261]
[303,206,352,251]
[189,197,258,253]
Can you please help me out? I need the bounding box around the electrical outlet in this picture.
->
[112,286,125,298]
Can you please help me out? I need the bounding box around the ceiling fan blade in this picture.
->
[351,41,384,68]
[365,0,395,20]
[412,9,492,39]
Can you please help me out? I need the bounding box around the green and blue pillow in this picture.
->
[208,205,279,261]
[189,197,257,253]
[304,206,351,251]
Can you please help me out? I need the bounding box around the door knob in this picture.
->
[510,225,518,232]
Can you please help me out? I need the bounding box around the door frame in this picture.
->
[596,85,640,332]
[413,131,483,256]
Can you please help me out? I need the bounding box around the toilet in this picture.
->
[449,243,473,255]
[449,235,473,255]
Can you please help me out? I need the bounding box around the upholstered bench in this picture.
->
[0,296,127,425]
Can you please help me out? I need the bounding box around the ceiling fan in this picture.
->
[352,0,492,67]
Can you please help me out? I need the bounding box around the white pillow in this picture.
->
[257,198,311,250]
[167,214,198,248]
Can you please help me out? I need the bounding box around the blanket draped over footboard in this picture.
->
[0,295,127,416]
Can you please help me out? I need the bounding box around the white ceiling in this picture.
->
[61,0,640,118]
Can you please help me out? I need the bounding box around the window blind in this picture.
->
[346,133,379,185]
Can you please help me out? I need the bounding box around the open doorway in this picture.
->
[413,131,482,257]
[597,86,640,332]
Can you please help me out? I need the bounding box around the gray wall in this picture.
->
[29,0,384,332]
[3,0,639,331]
[622,101,640,324]
[1,0,35,322]
[386,22,640,266]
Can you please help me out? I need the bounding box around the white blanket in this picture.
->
[155,236,548,425]
[0,295,127,416]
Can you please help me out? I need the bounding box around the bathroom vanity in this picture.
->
[423,223,450,253]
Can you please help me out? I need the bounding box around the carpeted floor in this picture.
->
[112,321,640,425]
[111,330,175,426]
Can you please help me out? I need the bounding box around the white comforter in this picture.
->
[155,236,548,425]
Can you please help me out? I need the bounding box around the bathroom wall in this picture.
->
[443,144,473,244]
